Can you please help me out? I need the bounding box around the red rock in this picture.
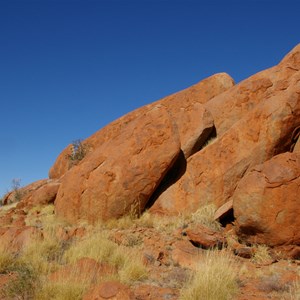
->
[83,281,134,300]
[171,240,203,269]
[294,138,300,152]
[49,73,234,180]
[25,180,60,206]
[214,199,233,221]
[0,214,13,227]
[184,224,226,249]
[233,152,300,253]
[233,246,255,259]
[206,43,300,137]
[0,226,42,252]
[133,284,179,300]
[292,126,300,153]
[49,257,116,284]
[151,66,300,215]
[2,179,60,209]
[55,106,181,223]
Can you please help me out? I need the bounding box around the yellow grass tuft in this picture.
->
[36,281,86,300]
[180,250,238,300]
[63,231,147,284]
[191,203,222,231]
[0,247,14,273]
[251,244,272,264]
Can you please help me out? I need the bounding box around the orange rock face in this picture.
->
[23,180,60,207]
[54,73,234,223]
[151,46,300,215]
[55,106,181,223]
[233,152,300,255]
[49,72,234,180]
[206,43,300,136]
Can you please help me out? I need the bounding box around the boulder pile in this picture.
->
[3,44,300,257]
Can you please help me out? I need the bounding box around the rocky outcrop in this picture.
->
[55,106,181,223]
[3,45,299,257]
[49,73,233,180]
[53,73,234,223]
[150,45,300,215]
[22,180,60,207]
[233,152,300,257]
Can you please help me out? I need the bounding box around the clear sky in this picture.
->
[1,0,299,196]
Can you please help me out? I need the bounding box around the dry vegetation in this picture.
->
[180,250,238,300]
[0,203,299,300]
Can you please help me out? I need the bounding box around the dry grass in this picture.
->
[21,235,63,275]
[191,203,222,231]
[63,231,147,284]
[0,247,14,273]
[180,250,238,300]
[251,244,272,264]
[36,281,86,300]
[289,279,300,299]
[0,255,38,299]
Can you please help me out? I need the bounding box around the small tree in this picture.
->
[67,139,90,168]
[11,178,23,202]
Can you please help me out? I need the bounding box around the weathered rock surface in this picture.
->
[49,72,234,180]
[2,179,48,205]
[233,152,300,256]
[55,106,181,223]
[184,224,226,249]
[23,180,60,207]
[205,43,300,137]
[214,199,233,221]
[83,281,134,300]
[151,58,300,215]
[2,179,60,210]
[294,138,300,153]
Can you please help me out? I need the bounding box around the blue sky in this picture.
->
[1,0,299,196]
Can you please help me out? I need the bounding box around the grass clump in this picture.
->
[191,203,222,231]
[21,235,63,275]
[36,281,86,300]
[63,231,147,284]
[251,244,272,264]
[0,258,38,300]
[0,247,14,273]
[180,250,238,300]
[289,279,300,299]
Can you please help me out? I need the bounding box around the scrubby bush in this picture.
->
[67,139,90,167]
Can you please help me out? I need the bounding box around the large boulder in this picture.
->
[21,179,60,207]
[49,73,234,179]
[55,106,181,223]
[150,70,300,215]
[53,73,235,224]
[233,152,300,257]
[2,179,48,205]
